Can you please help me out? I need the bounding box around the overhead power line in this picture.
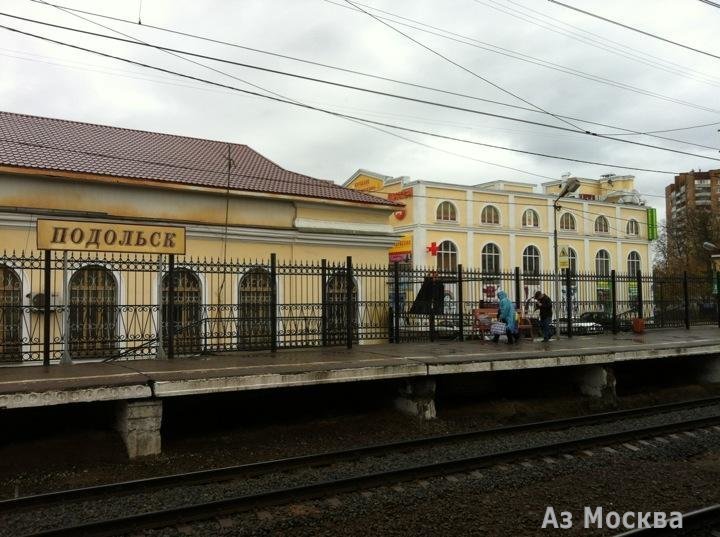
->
[0,23,683,174]
[20,3,720,147]
[340,0,582,131]
[322,0,720,115]
[4,13,719,161]
[549,0,720,62]
[698,0,720,8]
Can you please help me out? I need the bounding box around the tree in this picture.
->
[654,209,720,275]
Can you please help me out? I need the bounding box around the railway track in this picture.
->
[6,397,720,536]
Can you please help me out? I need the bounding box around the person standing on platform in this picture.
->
[493,290,519,344]
[534,290,553,342]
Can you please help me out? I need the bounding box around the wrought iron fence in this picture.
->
[0,250,718,363]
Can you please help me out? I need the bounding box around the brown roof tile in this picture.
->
[0,111,397,207]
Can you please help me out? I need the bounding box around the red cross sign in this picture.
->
[426,242,439,256]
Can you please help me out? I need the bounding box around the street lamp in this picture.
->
[553,177,581,337]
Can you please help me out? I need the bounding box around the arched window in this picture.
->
[481,243,501,274]
[559,213,576,231]
[595,249,611,275]
[627,251,641,276]
[69,266,117,358]
[162,268,202,354]
[480,205,500,225]
[522,209,539,227]
[522,245,541,274]
[238,268,272,350]
[437,240,458,272]
[436,201,457,222]
[0,265,22,362]
[595,215,609,233]
[566,247,578,274]
[325,272,358,345]
[626,219,639,236]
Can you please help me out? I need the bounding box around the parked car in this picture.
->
[553,317,604,336]
[578,311,632,332]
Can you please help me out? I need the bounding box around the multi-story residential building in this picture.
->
[345,170,653,277]
[665,169,720,223]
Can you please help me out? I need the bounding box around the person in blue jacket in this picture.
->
[493,290,519,344]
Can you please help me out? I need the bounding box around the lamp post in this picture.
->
[553,177,581,338]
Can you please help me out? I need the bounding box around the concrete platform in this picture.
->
[1,328,720,409]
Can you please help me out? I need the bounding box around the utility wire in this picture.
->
[322,0,720,115]
[4,13,719,160]
[698,0,720,8]
[477,0,720,87]
[340,0,583,131]
[549,0,720,62]
[20,2,720,145]
[0,23,684,174]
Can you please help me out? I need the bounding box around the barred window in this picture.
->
[69,266,117,358]
[436,201,457,222]
[238,268,272,350]
[595,215,610,233]
[480,205,500,225]
[559,213,576,231]
[626,219,639,236]
[437,240,458,273]
[0,265,21,362]
[522,209,539,227]
[481,243,501,274]
[522,245,541,274]
[162,268,202,354]
[595,249,611,275]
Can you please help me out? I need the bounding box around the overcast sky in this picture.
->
[2,0,719,216]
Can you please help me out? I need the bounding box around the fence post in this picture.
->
[429,271,436,343]
[683,271,690,330]
[346,256,353,349]
[167,253,175,359]
[636,268,644,319]
[514,266,521,311]
[716,272,720,329]
[60,251,72,365]
[43,250,51,367]
[321,259,327,346]
[270,253,278,353]
[393,261,401,343]
[611,269,617,334]
[658,278,665,328]
[155,255,165,359]
[565,269,573,338]
[457,264,464,342]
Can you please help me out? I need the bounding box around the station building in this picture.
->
[0,111,399,361]
[345,170,654,276]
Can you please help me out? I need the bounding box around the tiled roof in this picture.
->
[0,111,397,207]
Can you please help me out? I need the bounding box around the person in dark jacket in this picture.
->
[534,290,553,342]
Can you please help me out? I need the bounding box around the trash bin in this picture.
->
[632,317,645,334]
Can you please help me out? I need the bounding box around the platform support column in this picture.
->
[576,365,616,402]
[115,400,163,458]
[698,356,720,384]
[395,377,436,420]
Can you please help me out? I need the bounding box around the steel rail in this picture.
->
[3,395,720,514]
[22,414,720,537]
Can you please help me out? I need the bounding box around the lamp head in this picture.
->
[703,241,718,252]
[558,177,581,198]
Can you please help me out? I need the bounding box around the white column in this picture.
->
[584,238,591,271]
[615,206,623,272]
[466,190,474,268]
[508,194,517,270]
[509,233,517,270]
[413,184,427,267]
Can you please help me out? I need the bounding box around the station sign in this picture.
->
[37,219,186,254]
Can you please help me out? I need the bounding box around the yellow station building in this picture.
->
[345,170,653,277]
[0,112,399,360]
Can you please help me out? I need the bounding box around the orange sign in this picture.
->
[352,176,383,192]
[389,234,412,255]
[388,187,413,201]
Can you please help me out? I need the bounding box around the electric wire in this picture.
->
[476,0,720,87]
[321,0,720,115]
[549,0,720,62]
[4,13,719,159]
[20,2,720,145]
[0,23,686,174]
